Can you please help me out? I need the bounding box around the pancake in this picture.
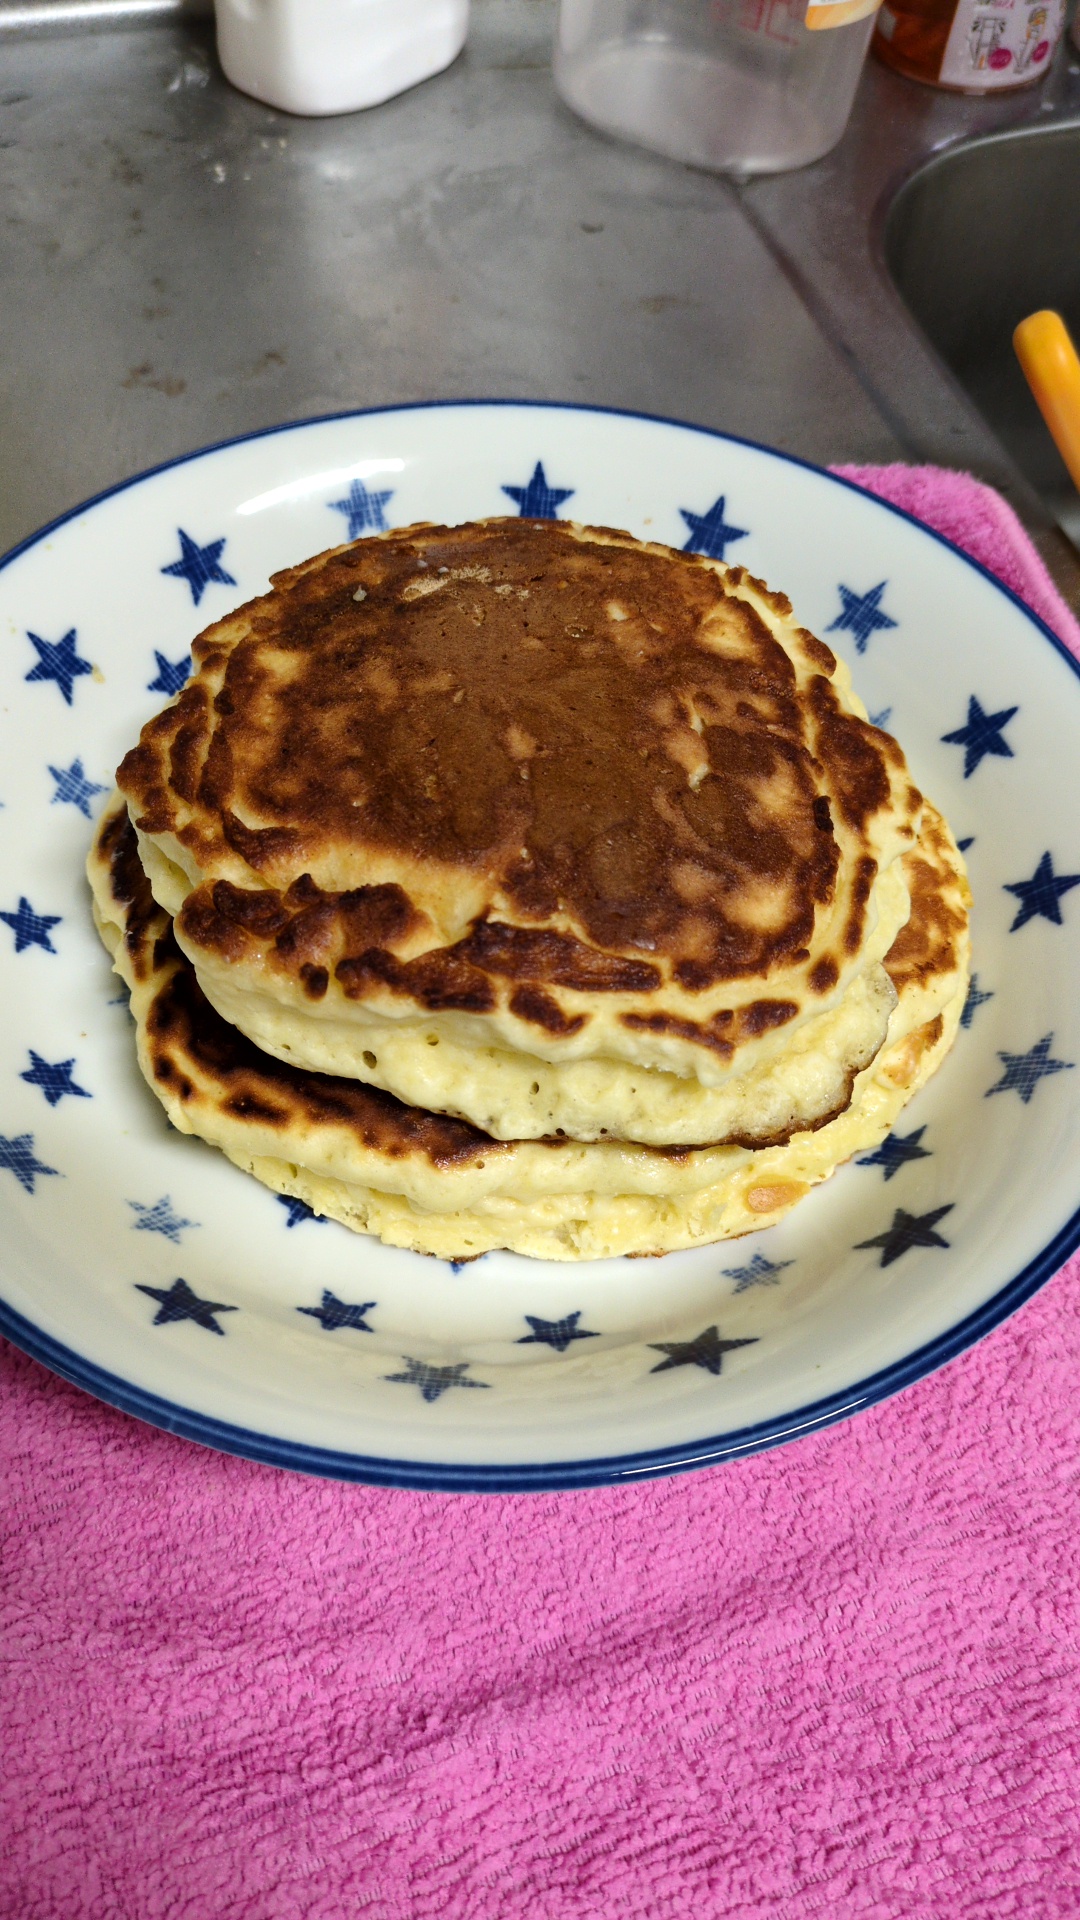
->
[88,795,969,1262]
[117,517,923,1147]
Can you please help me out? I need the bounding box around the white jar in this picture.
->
[554,0,878,175]
[216,0,470,118]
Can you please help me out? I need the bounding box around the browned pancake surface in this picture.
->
[883,806,971,996]
[99,805,507,1172]
[93,797,964,1173]
[120,520,913,1011]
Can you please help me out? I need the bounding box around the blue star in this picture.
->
[128,1196,199,1244]
[147,650,191,696]
[20,1051,90,1107]
[135,1276,236,1334]
[649,1325,757,1375]
[0,1132,60,1194]
[941,695,1018,779]
[518,1310,599,1352]
[855,1203,953,1267]
[986,1033,1074,1105]
[857,1125,930,1182]
[721,1252,794,1294]
[277,1194,326,1228]
[502,461,574,520]
[0,898,61,954]
[957,836,975,854]
[826,583,897,655]
[298,1290,376,1332]
[383,1357,490,1403]
[869,706,893,731]
[1004,851,1080,932]
[48,757,108,819]
[161,529,237,606]
[679,495,748,563]
[960,973,993,1030]
[24,629,93,706]
[330,478,394,540]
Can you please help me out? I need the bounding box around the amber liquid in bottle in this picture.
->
[872,0,954,83]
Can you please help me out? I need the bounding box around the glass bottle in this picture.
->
[873,0,1065,90]
[553,0,882,176]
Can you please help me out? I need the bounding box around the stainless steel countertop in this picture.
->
[1,0,1078,597]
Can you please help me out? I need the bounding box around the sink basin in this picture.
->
[884,119,1080,549]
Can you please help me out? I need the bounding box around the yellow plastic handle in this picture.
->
[1014,309,1080,496]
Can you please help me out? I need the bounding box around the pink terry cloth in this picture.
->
[4,466,1080,1920]
[832,461,1080,655]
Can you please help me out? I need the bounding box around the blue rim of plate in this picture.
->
[2,397,1078,1492]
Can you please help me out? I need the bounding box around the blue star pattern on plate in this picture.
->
[985,1034,1074,1105]
[20,1051,90,1107]
[0,898,61,954]
[298,1290,376,1332]
[1003,851,1080,932]
[869,706,893,730]
[24,629,93,705]
[330,478,394,539]
[518,1311,599,1352]
[957,836,975,854]
[49,758,107,819]
[0,1132,60,1194]
[941,695,1018,779]
[854,1203,954,1267]
[147,650,191,696]
[961,974,993,1030]
[649,1325,757,1375]
[128,1196,199,1244]
[679,495,748,562]
[826,583,897,655]
[135,1277,237,1334]
[721,1252,793,1294]
[383,1357,490,1403]
[161,529,237,606]
[856,1125,931,1182]
[502,461,574,520]
[277,1195,326,1228]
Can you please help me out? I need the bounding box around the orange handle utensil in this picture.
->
[1014,309,1080,496]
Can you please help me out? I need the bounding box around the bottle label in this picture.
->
[806,0,881,30]
[939,0,1064,84]
[740,0,807,47]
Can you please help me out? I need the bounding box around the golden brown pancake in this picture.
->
[88,796,969,1262]
[117,519,922,1144]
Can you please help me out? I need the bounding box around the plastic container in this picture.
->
[553,0,880,176]
[873,0,1064,90]
[215,0,470,118]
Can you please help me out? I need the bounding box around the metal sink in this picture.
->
[884,118,1080,549]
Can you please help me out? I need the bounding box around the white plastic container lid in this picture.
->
[215,0,470,118]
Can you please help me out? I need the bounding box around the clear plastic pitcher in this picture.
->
[553,0,880,174]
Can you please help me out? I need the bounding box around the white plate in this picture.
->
[2,401,1078,1490]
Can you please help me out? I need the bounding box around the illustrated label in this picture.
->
[939,0,1064,84]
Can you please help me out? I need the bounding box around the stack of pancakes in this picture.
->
[89,518,970,1261]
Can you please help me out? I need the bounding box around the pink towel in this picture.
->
[832,462,1080,654]
[4,465,1080,1920]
